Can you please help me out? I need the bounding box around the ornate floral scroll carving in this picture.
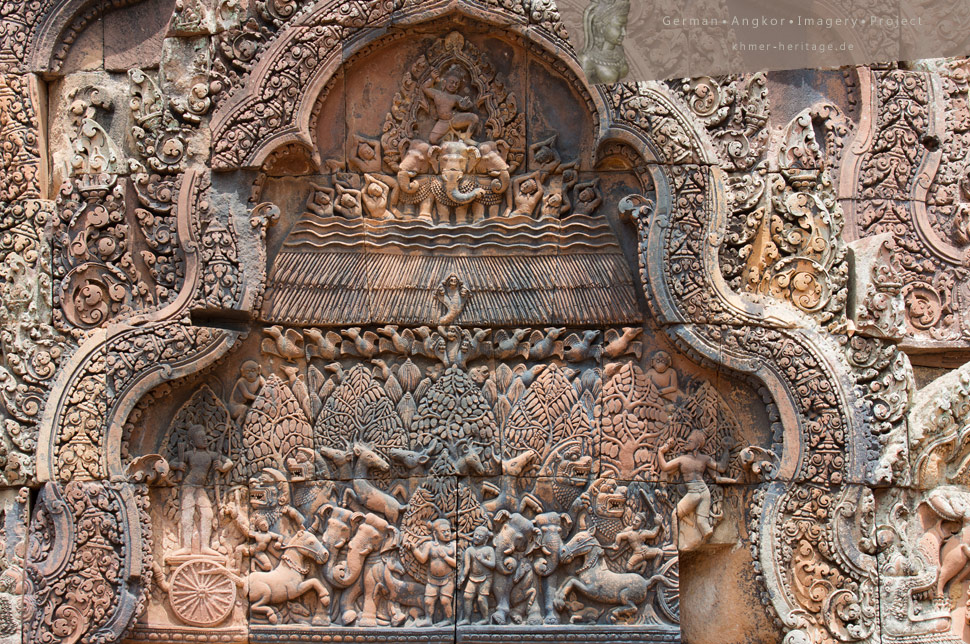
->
[873,361,970,644]
[0,74,42,201]
[128,70,188,174]
[622,106,875,644]
[671,73,769,172]
[721,105,850,331]
[51,87,191,333]
[841,65,970,346]
[0,200,67,484]
[24,479,152,644]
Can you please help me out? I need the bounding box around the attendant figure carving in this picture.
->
[224,506,283,572]
[409,518,458,626]
[614,513,664,573]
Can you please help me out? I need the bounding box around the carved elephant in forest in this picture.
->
[491,510,541,625]
[533,512,572,624]
[328,512,395,626]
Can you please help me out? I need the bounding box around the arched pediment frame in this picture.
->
[209,0,603,172]
[606,85,880,642]
[33,3,882,644]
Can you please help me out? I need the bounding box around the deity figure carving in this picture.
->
[579,0,631,84]
[658,430,735,551]
[423,67,480,144]
[171,424,234,555]
[435,273,471,327]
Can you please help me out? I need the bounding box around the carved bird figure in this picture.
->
[377,325,414,356]
[602,362,624,381]
[563,330,601,362]
[529,327,566,360]
[413,326,445,362]
[304,328,343,360]
[603,327,643,360]
[342,327,379,358]
[261,325,304,362]
[493,328,531,360]
[460,327,492,365]
[371,358,391,380]
[324,361,344,382]
[316,363,341,401]
[514,363,548,388]
[281,365,312,420]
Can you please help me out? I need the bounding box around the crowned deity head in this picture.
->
[580,0,631,84]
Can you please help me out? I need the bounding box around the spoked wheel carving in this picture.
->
[168,558,237,627]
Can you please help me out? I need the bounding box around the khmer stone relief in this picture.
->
[2,1,970,644]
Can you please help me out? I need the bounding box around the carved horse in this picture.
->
[228,529,331,624]
[554,528,654,623]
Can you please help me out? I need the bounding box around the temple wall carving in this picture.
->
[1,1,970,643]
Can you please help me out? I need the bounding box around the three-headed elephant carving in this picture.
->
[434,140,485,223]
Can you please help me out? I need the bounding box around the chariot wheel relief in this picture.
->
[168,559,237,627]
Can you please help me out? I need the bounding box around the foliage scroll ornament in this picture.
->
[613,81,881,644]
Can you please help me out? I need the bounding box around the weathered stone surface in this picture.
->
[4,1,970,644]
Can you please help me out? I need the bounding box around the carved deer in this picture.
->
[343,443,408,523]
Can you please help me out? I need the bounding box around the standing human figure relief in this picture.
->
[459,525,497,625]
[408,518,458,626]
[171,424,234,556]
[657,430,736,551]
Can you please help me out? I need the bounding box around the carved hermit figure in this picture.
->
[645,350,682,402]
[230,360,264,422]
[579,0,631,84]
[658,430,734,550]
[171,424,234,555]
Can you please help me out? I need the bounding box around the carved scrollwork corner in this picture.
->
[618,82,882,643]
